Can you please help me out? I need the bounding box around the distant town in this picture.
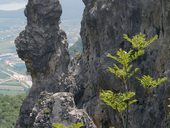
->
[0,52,32,94]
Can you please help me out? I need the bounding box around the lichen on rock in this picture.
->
[30,92,96,128]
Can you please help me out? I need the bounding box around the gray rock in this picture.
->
[30,92,96,128]
[32,92,53,128]
[15,0,170,128]
[77,0,170,127]
[15,0,71,127]
[51,92,96,128]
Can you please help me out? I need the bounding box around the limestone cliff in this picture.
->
[78,0,170,127]
[15,0,72,127]
[15,0,170,128]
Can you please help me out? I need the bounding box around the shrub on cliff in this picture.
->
[100,33,167,128]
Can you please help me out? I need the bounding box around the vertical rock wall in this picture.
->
[78,0,170,127]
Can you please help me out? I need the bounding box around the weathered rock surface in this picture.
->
[31,92,96,128]
[15,0,170,128]
[77,0,170,127]
[15,0,78,127]
[51,92,96,127]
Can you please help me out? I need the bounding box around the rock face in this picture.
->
[15,0,170,128]
[31,92,96,128]
[77,0,170,127]
[15,0,74,127]
[51,92,96,127]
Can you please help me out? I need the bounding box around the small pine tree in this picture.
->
[100,33,167,128]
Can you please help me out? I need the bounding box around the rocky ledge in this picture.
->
[31,92,96,128]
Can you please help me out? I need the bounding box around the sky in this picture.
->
[0,0,84,20]
[61,0,84,20]
[0,0,27,11]
[0,0,84,12]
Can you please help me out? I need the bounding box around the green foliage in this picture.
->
[69,123,84,128]
[107,50,140,80]
[100,90,137,112]
[0,94,26,128]
[107,49,144,67]
[105,33,158,83]
[123,33,158,50]
[107,49,134,66]
[130,50,145,61]
[137,75,167,88]
[100,33,166,128]
[52,123,65,128]
[69,38,83,57]
[168,98,170,115]
[52,123,84,128]
[75,52,82,61]
[43,108,50,114]
[106,33,155,81]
